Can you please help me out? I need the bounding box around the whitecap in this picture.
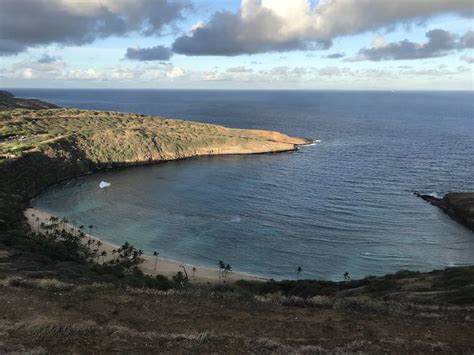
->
[301,140,321,147]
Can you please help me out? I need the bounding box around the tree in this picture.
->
[112,249,117,262]
[179,264,189,280]
[88,225,93,236]
[173,271,187,286]
[93,248,99,262]
[224,264,232,278]
[100,250,107,264]
[153,251,159,271]
[296,266,302,280]
[218,260,225,278]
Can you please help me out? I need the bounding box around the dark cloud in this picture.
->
[172,0,473,56]
[323,53,346,59]
[0,0,190,56]
[172,9,318,56]
[460,31,474,48]
[0,39,26,56]
[356,29,471,61]
[125,46,173,61]
[37,54,61,64]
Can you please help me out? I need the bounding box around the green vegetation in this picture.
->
[0,218,175,290]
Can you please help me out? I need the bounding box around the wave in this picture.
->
[300,140,321,147]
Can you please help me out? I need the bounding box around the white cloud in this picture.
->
[172,0,473,56]
[166,66,186,79]
[460,53,474,63]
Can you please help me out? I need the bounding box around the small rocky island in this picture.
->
[415,192,474,231]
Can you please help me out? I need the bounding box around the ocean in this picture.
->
[13,89,474,281]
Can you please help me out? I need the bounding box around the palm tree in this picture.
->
[192,267,196,279]
[35,217,40,231]
[224,264,232,278]
[218,260,225,278]
[96,240,102,251]
[153,251,159,271]
[296,266,302,280]
[100,250,107,264]
[88,225,93,236]
[93,248,99,262]
[112,249,117,262]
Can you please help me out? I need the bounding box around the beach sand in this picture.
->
[25,208,265,284]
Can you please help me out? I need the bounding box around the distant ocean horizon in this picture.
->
[16,88,474,281]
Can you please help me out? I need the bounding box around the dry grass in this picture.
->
[1,276,73,291]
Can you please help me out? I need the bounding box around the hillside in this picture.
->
[0,107,309,230]
[0,90,58,110]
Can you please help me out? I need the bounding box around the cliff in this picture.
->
[0,107,309,229]
[415,192,474,231]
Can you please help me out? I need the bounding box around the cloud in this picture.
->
[172,0,473,56]
[355,29,472,61]
[166,66,186,79]
[322,53,345,59]
[460,31,474,48]
[110,68,145,80]
[125,45,173,61]
[0,0,190,56]
[37,54,61,64]
[0,39,27,56]
[461,54,474,63]
[226,66,253,73]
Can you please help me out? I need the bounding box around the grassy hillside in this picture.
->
[0,107,308,231]
[0,90,58,111]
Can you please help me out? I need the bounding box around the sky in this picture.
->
[0,0,473,90]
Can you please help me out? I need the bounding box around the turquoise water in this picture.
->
[17,89,474,281]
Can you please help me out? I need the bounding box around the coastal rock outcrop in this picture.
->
[415,192,474,231]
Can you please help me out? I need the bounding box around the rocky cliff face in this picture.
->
[415,192,474,231]
[0,108,310,229]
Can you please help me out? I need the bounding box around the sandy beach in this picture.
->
[25,208,265,284]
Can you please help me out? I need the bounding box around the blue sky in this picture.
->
[1,0,473,90]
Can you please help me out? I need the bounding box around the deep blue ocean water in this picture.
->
[12,89,474,280]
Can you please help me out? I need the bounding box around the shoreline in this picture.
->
[25,207,266,284]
